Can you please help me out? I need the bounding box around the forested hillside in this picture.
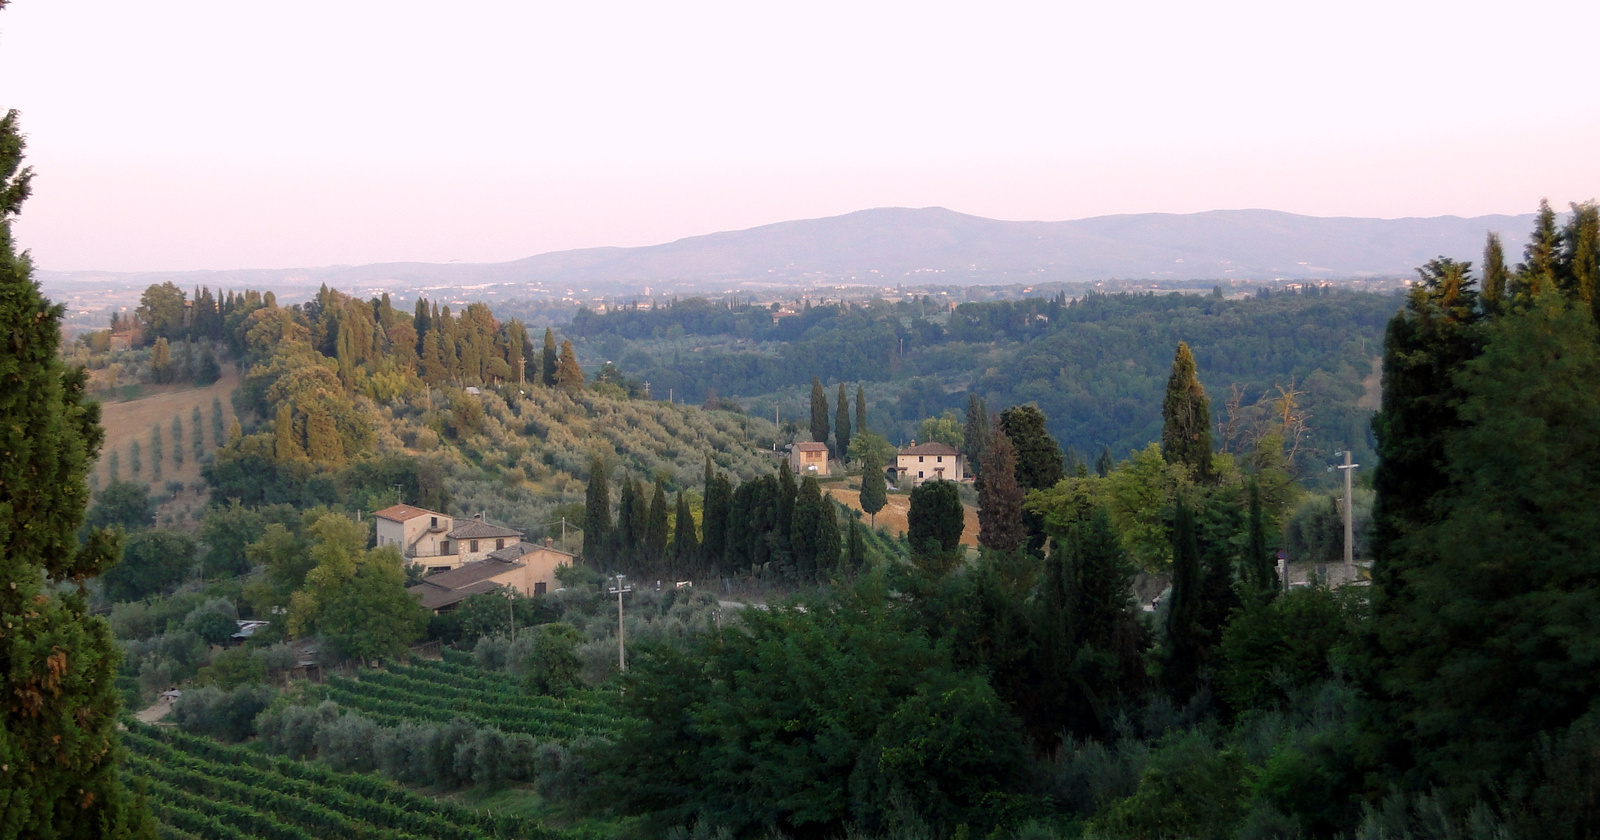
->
[569,287,1395,474]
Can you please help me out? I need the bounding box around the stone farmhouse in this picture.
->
[375,504,577,613]
[893,441,965,486]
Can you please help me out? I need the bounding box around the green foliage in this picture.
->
[917,409,965,448]
[86,479,153,532]
[809,376,830,447]
[288,514,429,662]
[848,430,898,467]
[834,381,852,462]
[172,683,275,743]
[1088,730,1249,840]
[858,449,888,526]
[1161,341,1215,482]
[999,404,1063,491]
[1218,586,1362,714]
[103,528,197,602]
[963,394,990,479]
[976,428,1025,552]
[908,479,964,563]
[522,622,585,697]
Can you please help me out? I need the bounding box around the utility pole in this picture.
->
[1336,450,1359,575]
[609,574,633,671]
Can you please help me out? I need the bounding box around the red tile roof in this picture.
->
[900,441,961,456]
[374,504,442,522]
[794,442,829,451]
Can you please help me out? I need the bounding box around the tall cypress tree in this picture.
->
[963,394,990,479]
[611,477,638,565]
[834,382,851,462]
[671,492,698,575]
[627,478,649,566]
[817,492,842,574]
[645,479,669,570]
[809,377,829,446]
[790,476,825,578]
[846,520,866,573]
[1482,231,1508,316]
[413,298,430,356]
[977,427,1026,553]
[1094,445,1114,477]
[583,457,611,563]
[855,384,867,437]
[700,456,731,573]
[1160,342,1214,482]
[1163,496,1205,699]
[0,106,154,837]
[773,464,797,566]
[1561,201,1599,311]
[541,327,558,387]
[1245,478,1276,594]
[554,340,584,389]
[858,450,887,528]
[998,404,1062,491]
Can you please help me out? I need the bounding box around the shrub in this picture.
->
[173,683,275,742]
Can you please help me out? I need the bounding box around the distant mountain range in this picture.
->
[40,207,1537,300]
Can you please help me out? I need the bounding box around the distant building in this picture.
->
[373,505,524,574]
[407,539,577,613]
[893,440,964,486]
[789,441,830,476]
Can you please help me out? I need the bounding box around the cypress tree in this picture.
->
[858,450,887,528]
[976,427,1025,552]
[541,327,558,387]
[1246,478,1276,594]
[129,440,141,475]
[274,403,303,461]
[834,382,851,462]
[998,404,1063,491]
[627,477,649,564]
[171,414,183,466]
[0,106,154,837]
[1482,231,1508,315]
[645,479,669,570]
[1561,201,1600,311]
[191,405,203,459]
[809,377,829,446]
[817,492,842,574]
[1164,496,1205,698]
[306,408,344,465]
[1517,198,1560,301]
[790,476,825,578]
[583,457,612,563]
[963,394,990,479]
[211,395,224,445]
[773,463,797,564]
[108,449,120,482]
[1160,342,1214,482]
[846,519,866,573]
[700,456,731,573]
[149,424,163,480]
[554,340,584,390]
[611,477,638,565]
[855,384,867,436]
[907,479,964,563]
[1094,445,1114,477]
[671,491,698,575]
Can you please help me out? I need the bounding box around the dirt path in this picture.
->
[135,698,174,724]
[830,488,981,546]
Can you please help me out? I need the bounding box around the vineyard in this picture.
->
[309,651,624,741]
[122,720,561,840]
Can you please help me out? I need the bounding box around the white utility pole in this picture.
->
[1336,450,1359,574]
[609,574,633,671]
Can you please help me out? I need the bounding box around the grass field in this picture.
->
[92,365,238,521]
[829,486,981,546]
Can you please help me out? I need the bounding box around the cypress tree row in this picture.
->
[0,106,155,838]
[1160,342,1213,482]
[671,492,698,574]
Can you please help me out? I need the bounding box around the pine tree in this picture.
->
[541,327,558,387]
[809,377,829,446]
[834,382,851,462]
[671,492,698,575]
[0,106,155,837]
[274,403,304,461]
[1164,496,1204,698]
[1516,198,1560,301]
[1160,342,1214,482]
[976,427,1025,552]
[555,340,584,389]
[1561,201,1599,311]
[855,384,867,436]
[1482,231,1508,315]
[583,457,612,563]
[963,394,990,479]
[645,479,669,570]
[858,450,887,528]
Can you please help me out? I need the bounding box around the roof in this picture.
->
[489,541,576,563]
[794,442,829,451]
[408,558,525,610]
[900,441,961,456]
[410,578,504,611]
[447,519,524,540]
[374,504,444,523]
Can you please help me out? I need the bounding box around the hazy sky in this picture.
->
[2,0,1598,271]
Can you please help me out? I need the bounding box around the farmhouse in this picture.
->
[373,505,523,573]
[407,539,577,613]
[893,440,965,486]
[789,441,830,476]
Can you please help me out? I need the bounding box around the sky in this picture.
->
[2,0,1598,272]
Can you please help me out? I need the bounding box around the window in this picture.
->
[440,540,451,555]
[496,538,505,550]
[534,582,547,595]
[919,455,924,462]
[936,455,943,462]
[470,540,479,553]
[430,516,438,528]
[918,470,925,478]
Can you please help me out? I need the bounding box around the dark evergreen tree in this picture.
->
[1161,341,1214,482]
[1245,478,1276,594]
[854,384,867,436]
[645,479,669,571]
[584,457,612,563]
[772,463,797,566]
[845,520,866,573]
[627,478,649,567]
[413,297,430,356]
[997,404,1062,491]
[1482,231,1508,315]
[834,382,851,462]
[611,477,638,566]
[907,479,964,563]
[817,493,842,575]
[541,326,558,387]
[1163,496,1205,699]
[790,476,825,579]
[858,450,887,528]
[671,491,698,575]
[554,340,584,389]
[809,376,829,446]
[0,106,155,837]
[1560,201,1599,312]
[1515,198,1560,301]
[1095,445,1114,477]
[976,427,1025,553]
[701,457,732,573]
[963,394,990,479]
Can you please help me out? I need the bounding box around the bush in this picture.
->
[315,711,379,773]
[172,683,275,742]
[183,597,239,645]
[1087,730,1249,840]
[197,646,267,689]
[256,700,339,759]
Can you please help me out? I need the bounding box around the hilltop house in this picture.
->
[789,441,830,476]
[893,440,965,486]
[407,539,577,613]
[374,505,525,574]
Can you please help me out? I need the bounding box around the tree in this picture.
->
[523,623,584,697]
[136,282,187,342]
[834,382,851,462]
[129,439,142,475]
[102,528,196,602]
[845,520,866,573]
[191,405,204,459]
[149,423,163,480]
[671,491,698,574]
[700,457,731,573]
[305,408,345,465]
[858,450,887,528]
[211,394,225,445]
[149,336,172,383]
[171,414,184,466]
[918,410,964,448]
[998,404,1063,491]
[85,480,152,533]
[645,479,669,569]
[541,327,558,387]
[1244,479,1276,594]
[809,377,829,445]
[908,479,964,561]
[1162,342,1214,482]
[855,384,867,436]
[1095,445,1114,477]
[976,428,1025,552]
[554,340,584,389]
[790,476,826,578]
[583,457,612,562]
[1482,231,1508,315]
[1163,496,1205,698]
[288,513,428,662]
[0,105,151,837]
[274,403,303,461]
[964,394,990,478]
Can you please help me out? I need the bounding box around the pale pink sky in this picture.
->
[2,0,1597,272]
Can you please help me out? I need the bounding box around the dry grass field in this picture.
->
[829,486,981,547]
[93,365,239,525]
